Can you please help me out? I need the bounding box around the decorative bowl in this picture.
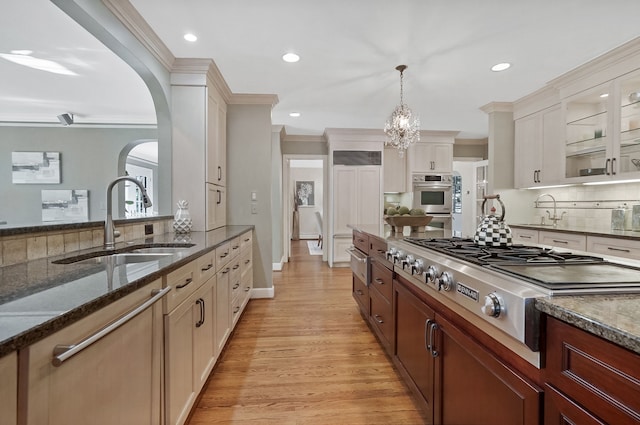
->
[384,215,433,233]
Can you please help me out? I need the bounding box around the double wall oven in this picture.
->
[411,173,452,229]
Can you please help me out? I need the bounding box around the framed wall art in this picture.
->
[295,180,315,207]
[12,151,61,184]
[41,189,89,222]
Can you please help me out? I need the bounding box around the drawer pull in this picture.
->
[233,283,240,290]
[552,239,568,244]
[233,245,240,250]
[222,268,230,274]
[244,238,250,242]
[244,259,251,265]
[244,286,251,292]
[607,247,631,253]
[374,278,384,285]
[176,277,193,289]
[233,306,240,314]
[219,252,229,258]
[520,235,532,239]
[233,264,240,270]
[201,264,213,271]
[356,290,364,295]
[373,314,384,324]
[52,287,171,367]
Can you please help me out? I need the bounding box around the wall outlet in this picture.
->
[251,203,258,214]
[144,224,154,235]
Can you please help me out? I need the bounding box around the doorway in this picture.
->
[282,155,327,263]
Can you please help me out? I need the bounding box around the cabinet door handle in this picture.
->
[176,277,193,289]
[373,314,384,324]
[428,321,439,358]
[217,190,222,205]
[195,298,205,328]
[607,246,631,253]
[612,157,617,175]
[605,158,611,175]
[356,290,364,295]
[374,278,384,285]
[552,239,569,244]
[218,165,222,182]
[52,287,171,367]
[425,319,432,352]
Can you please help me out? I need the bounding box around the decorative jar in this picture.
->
[173,200,193,233]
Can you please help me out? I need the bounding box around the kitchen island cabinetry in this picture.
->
[20,280,166,425]
[0,353,17,425]
[544,316,640,425]
[393,275,541,425]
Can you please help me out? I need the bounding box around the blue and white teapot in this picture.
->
[474,194,513,247]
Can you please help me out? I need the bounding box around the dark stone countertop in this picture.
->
[0,225,253,358]
[510,223,640,241]
[535,295,640,355]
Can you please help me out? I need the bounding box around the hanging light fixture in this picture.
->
[384,64,420,157]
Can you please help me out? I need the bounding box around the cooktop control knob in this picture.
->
[425,265,438,284]
[386,247,397,261]
[402,255,415,271]
[411,259,424,275]
[394,250,407,265]
[481,293,505,318]
[437,271,454,291]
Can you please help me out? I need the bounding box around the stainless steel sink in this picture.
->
[71,252,173,265]
[130,247,190,254]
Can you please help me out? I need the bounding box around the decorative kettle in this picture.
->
[474,194,513,247]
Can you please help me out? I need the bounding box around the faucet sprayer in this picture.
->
[104,176,152,249]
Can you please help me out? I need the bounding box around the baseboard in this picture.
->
[251,287,275,299]
[272,256,284,271]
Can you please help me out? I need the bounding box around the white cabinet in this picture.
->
[21,280,165,425]
[408,142,453,174]
[0,353,17,425]
[586,235,640,260]
[511,227,539,244]
[332,165,381,264]
[206,94,226,187]
[383,147,406,193]
[539,230,586,251]
[514,105,563,188]
[215,263,231,353]
[165,278,215,425]
[206,183,226,231]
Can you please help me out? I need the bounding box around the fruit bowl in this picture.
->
[384,215,433,233]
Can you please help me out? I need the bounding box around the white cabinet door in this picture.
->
[541,106,563,183]
[409,143,453,174]
[333,166,358,236]
[23,281,164,425]
[0,353,17,425]
[192,279,216,392]
[358,167,382,226]
[383,147,406,192]
[206,183,226,231]
[215,265,231,353]
[514,114,541,188]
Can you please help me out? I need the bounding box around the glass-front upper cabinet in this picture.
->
[564,82,612,179]
[618,70,640,176]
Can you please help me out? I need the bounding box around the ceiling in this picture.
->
[3,1,640,139]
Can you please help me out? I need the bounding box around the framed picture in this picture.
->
[295,181,315,207]
[12,151,61,184]
[41,189,89,222]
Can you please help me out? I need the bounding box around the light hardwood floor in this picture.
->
[186,240,426,425]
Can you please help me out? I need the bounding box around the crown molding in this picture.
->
[228,94,279,107]
[102,0,175,71]
[480,102,513,114]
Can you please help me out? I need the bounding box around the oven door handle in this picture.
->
[346,247,367,262]
[413,184,451,190]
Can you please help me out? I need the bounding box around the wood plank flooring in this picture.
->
[186,240,426,425]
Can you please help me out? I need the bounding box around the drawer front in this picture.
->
[369,237,387,262]
[353,230,369,255]
[369,285,393,346]
[215,242,231,271]
[240,231,253,251]
[164,262,198,313]
[587,236,640,260]
[352,274,369,315]
[512,228,539,244]
[539,231,586,251]
[229,236,241,259]
[370,261,393,302]
[230,264,242,302]
[196,250,216,282]
[546,317,640,424]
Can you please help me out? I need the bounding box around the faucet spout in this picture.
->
[104,176,152,249]
[535,193,564,227]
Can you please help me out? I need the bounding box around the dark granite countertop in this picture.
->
[0,225,253,358]
[511,223,640,241]
[536,295,640,355]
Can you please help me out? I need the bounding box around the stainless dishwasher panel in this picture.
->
[347,247,370,285]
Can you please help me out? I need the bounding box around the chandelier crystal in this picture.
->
[384,65,420,157]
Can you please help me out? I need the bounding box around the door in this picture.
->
[434,313,542,425]
[394,279,436,423]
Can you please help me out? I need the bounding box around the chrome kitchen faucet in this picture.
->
[535,193,565,227]
[104,176,152,249]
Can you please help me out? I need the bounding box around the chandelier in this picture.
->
[384,65,420,157]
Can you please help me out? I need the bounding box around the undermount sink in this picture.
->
[51,243,195,265]
[69,252,174,265]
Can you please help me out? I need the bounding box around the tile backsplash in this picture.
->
[0,218,173,267]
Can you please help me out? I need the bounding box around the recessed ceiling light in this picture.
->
[184,33,198,42]
[491,62,511,72]
[282,53,300,63]
[600,93,609,98]
[289,112,301,117]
